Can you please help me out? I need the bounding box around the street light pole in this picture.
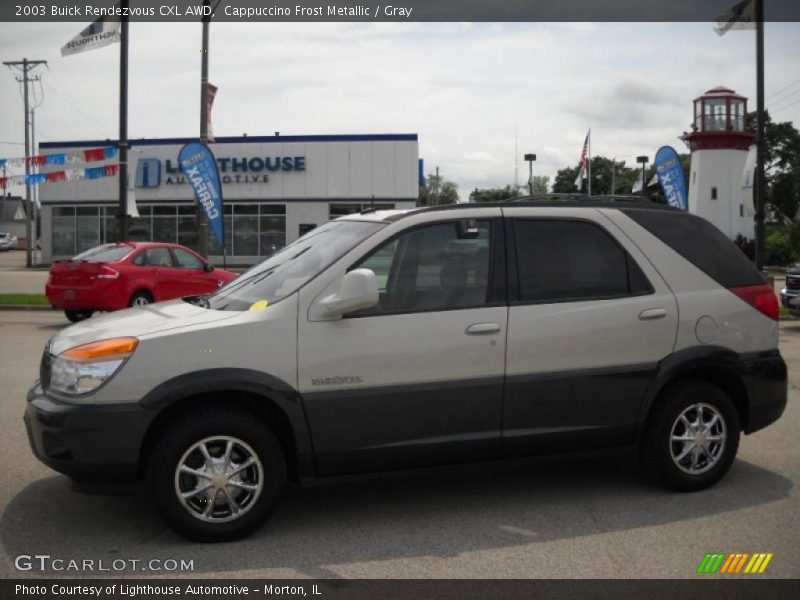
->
[524,153,536,195]
[198,0,212,258]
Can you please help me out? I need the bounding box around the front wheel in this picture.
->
[642,380,740,491]
[147,409,286,542]
[64,309,93,323]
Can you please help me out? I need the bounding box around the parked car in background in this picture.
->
[0,232,18,251]
[780,266,800,315]
[46,242,237,322]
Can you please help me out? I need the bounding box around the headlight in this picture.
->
[50,337,138,395]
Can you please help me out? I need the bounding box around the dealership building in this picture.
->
[38,133,420,264]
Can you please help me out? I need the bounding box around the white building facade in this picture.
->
[682,87,755,241]
[38,133,420,264]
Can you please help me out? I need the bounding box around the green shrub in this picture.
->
[765,227,796,266]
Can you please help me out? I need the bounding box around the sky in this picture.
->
[1,21,799,200]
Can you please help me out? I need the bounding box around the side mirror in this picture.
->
[204,262,214,272]
[316,268,379,319]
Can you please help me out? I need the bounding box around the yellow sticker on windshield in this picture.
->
[249,299,269,311]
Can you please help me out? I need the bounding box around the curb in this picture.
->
[0,305,54,311]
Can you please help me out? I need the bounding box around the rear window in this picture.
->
[621,209,764,287]
[73,244,133,263]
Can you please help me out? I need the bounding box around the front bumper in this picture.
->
[780,287,800,310]
[24,382,155,482]
[739,350,788,434]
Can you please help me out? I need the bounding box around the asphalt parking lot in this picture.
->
[0,308,798,579]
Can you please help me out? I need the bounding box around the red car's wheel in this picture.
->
[129,290,153,308]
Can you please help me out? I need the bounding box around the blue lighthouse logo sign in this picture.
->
[135,158,161,188]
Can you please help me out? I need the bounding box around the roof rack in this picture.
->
[509,193,665,205]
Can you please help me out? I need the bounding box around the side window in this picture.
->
[514,219,652,303]
[132,251,146,266]
[353,220,492,314]
[172,248,204,269]
[143,247,174,267]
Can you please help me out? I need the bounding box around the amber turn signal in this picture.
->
[61,337,139,361]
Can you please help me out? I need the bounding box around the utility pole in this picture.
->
[3,58,47,267]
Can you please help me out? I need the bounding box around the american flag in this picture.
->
[574,130,591,188]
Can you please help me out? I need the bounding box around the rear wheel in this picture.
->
[642,380,740,491]
[64,309,93,323]
[147,409,286,542]
[129,290,153,308]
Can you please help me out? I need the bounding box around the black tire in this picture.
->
[147,408,286,542]
[64,309,94,323]
[642,380,740,492]
[128,290,153,308]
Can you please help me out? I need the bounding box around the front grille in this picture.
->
[787,276,800,291]
[40,350,52,390]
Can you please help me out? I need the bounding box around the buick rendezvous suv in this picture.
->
[25,196,787,541]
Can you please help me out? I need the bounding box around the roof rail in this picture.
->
[509,193,665,205]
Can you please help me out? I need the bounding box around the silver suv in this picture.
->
[25,198,787,541]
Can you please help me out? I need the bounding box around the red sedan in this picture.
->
[46,242,238,322]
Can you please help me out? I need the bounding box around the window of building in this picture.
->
[50,202,285,258]
[352,220,491,314]
[711,187,718,200]
[731,100,745,131]
[704,99,728,132]
[207,203,286,257]
[513,219,651,303]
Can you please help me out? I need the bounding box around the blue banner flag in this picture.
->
[178,142,224,247]
[654,146,688,211]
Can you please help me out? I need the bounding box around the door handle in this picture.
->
[466,322,501,335]
[639,308,667,320]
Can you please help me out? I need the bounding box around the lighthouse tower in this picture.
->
[681,86,756,241]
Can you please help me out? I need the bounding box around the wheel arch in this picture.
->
[137,369,315,482]
[636,346,750,439]
[129,287,154,305]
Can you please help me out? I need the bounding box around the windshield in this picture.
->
[73,244,134,262]
[202,220,385,311]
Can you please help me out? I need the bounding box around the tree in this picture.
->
[469,185,518,203]
[419,173,459,206]
[552,166,580,193]
[531,175,550,194]
[748,111,800,220]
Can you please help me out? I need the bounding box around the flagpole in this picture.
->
[117,0,129,242]
[587,128,592,196]
[754,0,766,271]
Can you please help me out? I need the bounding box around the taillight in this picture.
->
[97,266,119,280]
[729,284,779,321]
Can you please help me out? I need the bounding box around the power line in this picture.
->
[767,77,800,103]
[768,87,800,112]
[42,77,113,136]
[771,97,800,114]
